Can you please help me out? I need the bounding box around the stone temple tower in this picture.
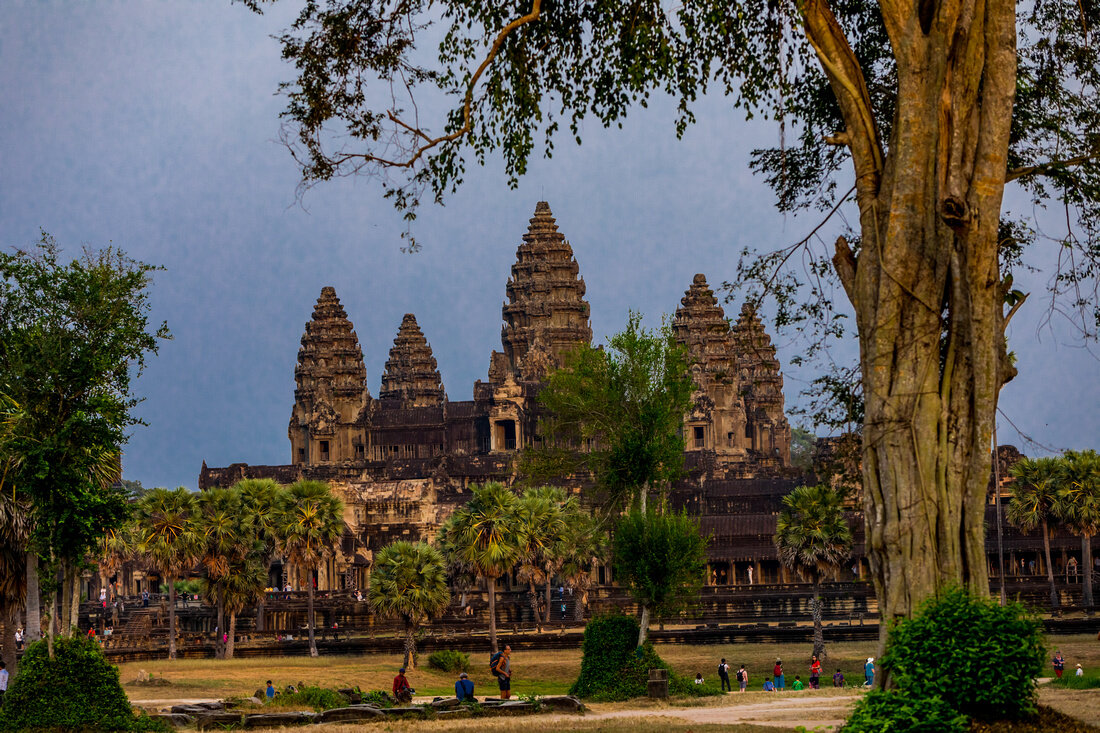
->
[378,313,445,407]
[672,274,749,458]
[289,287,369,465]
[489,201,593,383]
[731,302,791,462]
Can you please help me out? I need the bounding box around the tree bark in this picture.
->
[487,576,499,653]
[1083,534,1094,608]
[544,577,553,626]
[307,573,318,657]
[808,0,1018,685]
[402,616,416,670]
[61,560,73,635]
[215,596,225,659]
[526,581,541,632]
[25,551,40,642]
[811,581,825,659]
[226,611,236,660]
[168,576,177,660]
[637,603,650,646]
[1042,519,1059,610]
[69,567,80,635]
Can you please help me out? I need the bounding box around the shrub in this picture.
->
[1050,670,1100,689]
[882,587,1045,720]
[278,685,348,711]
[363,690,396,708]
[0,635,167,732]
[569,612,721,701]
[428,649,470,674]
[840,689,969,733]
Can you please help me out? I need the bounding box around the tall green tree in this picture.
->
[515,486,566,630]
[0,234,167,654]
[556,505,608,622]
[1056,450,1100,608]
[774,485,853,659]
[526,313,693,514]
[196,487,253,658]
[439,482,521,653]
[244,0,1100,654]
[235,478,288,632]
[133,487,202,660]
[369,540,451,669]
[276,480,345,658]
[0,489,28,676]
[612,507,708,645]
[1007,456,1063,610]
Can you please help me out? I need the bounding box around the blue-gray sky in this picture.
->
[2,2,1096,490]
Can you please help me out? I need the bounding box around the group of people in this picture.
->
[1051,650,1086,678]
[712,655,876,692]
[390,645,513,705]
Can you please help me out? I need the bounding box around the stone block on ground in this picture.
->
[320,707,386,723]
[430,697,462,710]
[196,712,244,730]
[150,713,194,728]
[381,706,428,717]
[253,688,266,700]
[170,705,214,716]
[337,688,362,704]
[537,695,585,712]
[243,712,318,728]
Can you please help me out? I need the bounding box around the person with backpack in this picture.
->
[490,645,512,699]
[736,664,748,692]
[718,658,731,692]
[773,658,785,689]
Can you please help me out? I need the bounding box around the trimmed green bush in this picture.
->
[569,612,721,701]
[278,685,348,711]
[428,649,470,674]
[840,689,969,733]
[0,635,167,732]
[882,587,1045,720]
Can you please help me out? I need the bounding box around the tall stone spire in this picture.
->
[731,302,790,462]
[672,274,747,456]
[379,313,445,407]
[495,201,592,381]
[289,286,369,463]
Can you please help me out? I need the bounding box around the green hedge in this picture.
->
[0,635,166,732]
[569,612,722,701]
[840,689,969,733]
[427,649,470,674]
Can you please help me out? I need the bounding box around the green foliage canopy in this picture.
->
[612,508,708,619]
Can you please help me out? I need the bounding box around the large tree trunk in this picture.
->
[25,551,40,643]
[526,581,541,632]
[811,581,825,659]
[1083,534,1094,608]
[487,576,498,653]
[69,568,80,635]
[402,616,416,670]
[307,574,318,657]
[637,603,650,646]
[168,576,178,660]
[215,596,225,659]
[544,577,553,625]
[806,0,1018,687]
[61,561,73,635]
[1042,519,1059,610]
[226,611,237,660]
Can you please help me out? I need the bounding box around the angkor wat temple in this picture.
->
[200,202,800,591]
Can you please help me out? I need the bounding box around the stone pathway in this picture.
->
[586,694,856,730]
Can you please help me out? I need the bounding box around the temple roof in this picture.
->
[379,313,445,407]
[731,303,784,407]
[672,273,738,387]
[499,201,592,380]
[294,286,368,404]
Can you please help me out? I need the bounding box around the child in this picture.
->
[833,668,845,687]
[792,675,804,690]
[762,676,775,692]
[266,680,275,700]
[694,672,704,685]
[1076,664,1085,677]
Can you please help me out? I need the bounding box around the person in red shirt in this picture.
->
[809,656,822,689]
[392,668,413,704]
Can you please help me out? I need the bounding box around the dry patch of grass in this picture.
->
[252,718,786,733]
[1039,687,1100,727]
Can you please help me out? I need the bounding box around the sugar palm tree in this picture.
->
[0,489,29,675]
[1056,450,1100,608]
[443,482,521,653]
[196,487,251,658]
[218,554,268,659]
[369,540,450,669]
[774,485,852,659]
[235,478,286,632]
[1008,456,1063,609]
[556,506,606,622]
[134,487,202,660]
[515,486,565,630]
[276,480,344,657]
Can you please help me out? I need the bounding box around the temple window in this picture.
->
[320,440,330,461]
[727,432,735,447]
[693,426,705,449]
[354,444,365,457]
[495,419,517,451]
[297,448,306,464]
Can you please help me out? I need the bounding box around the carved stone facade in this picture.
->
[201,202,793,590]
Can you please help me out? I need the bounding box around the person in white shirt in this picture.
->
[1076,664,1085,677]
[0,661,9,706]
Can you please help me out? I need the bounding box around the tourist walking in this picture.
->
[737,664,748,692]
[773,658,785,689]
[833,668,845,687]
[491,645,513,699]
[810,655,822,689]
[718,658,732,692]
[1053,651,1066,679]
[864,657,875,686]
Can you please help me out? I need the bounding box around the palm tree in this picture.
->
[0,489,29,675]
[196,487,250,658]
[556,506,606,622]
[133,487,202,660]
[219,555,268,659]
[235,478,286,632]
[1056,450,1100,608]
[774,485,853,659]
[369,540,450,669]
[443,482,521,653]
[275,480,344,658]
[515,486,565,630]
[1008,456,1063,609]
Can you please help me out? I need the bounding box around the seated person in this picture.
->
[392,667,414,704]
[792,675,804,690]
[455,672,475,701]
[762,677,775,692]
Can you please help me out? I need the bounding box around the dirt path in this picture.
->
[584,694,856,730]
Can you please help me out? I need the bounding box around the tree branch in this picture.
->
[1005,152,1098,183]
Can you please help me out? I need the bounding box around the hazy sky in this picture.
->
[2,2,1096,490]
